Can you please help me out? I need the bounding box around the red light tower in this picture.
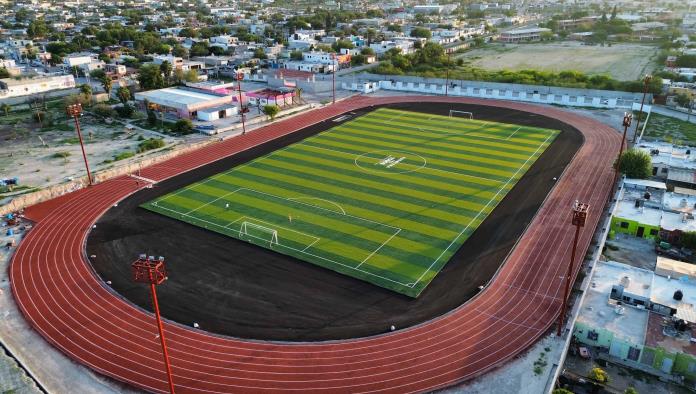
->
[557,201,589,337]
[331,53,337,105]
[631,74,652,144]
[236,72,246,135]
[66,103,93,185]
[132,255,175,394]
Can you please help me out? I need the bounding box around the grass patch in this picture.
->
[137,138,165,153]
[113,151,135,161]
[51,151,71,159]
[643,112,696,145]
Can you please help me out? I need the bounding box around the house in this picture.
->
[0,75,75,98]
[610,179,666,240]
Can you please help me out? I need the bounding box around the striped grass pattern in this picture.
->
[143,108,559,297]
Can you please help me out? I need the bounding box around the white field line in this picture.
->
[305,144,506,185]
[149,202,412,287]
[505,127,522,141]
[409,131,555,288]
[287,197,347,215]
[153,187,408,287]
[356,229,402,269]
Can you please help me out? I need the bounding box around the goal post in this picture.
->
[449,110,473,120]
[239,221,279,246]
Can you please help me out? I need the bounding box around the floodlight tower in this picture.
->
[331,52,337,105]
[236,72,246,135]
[445,52,451,97]
[557,201,589,337]
[631,74,652,144]
[611,112,632,202]
[66,103,93,185]
[132,255,175,394]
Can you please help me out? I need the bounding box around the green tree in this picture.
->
[262,104,280,120]
[90,69,106,79]
[172,45,188,58]
[190,42,210,57]
[253,48,267,59]
[675,93,692,108]
[100,76,113,97]
[27,17,48,38]
[172,119,193,134]
[116,86,131,104]
[410,27,432,39]
[552,389,574,394]
[624,387,638,394]
[0,103,10,116]
[159,60,172,84]
[184,69,199,82]
[588,367,609,384]
[617,148,652,179]
[137,64,165,90]
[0,67,9,78]
[290,50,303,60]
[79,84,93,104]
[332,39,354,52]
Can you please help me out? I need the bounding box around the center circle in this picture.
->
[354,150,427,174]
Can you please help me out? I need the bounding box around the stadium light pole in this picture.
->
[132,255,176,394]
[66,103,93,185]
[236,72,246,135]
[557,202,589,337]
[631,74,652,144]
[611,112,632,203]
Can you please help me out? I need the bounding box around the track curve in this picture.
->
[11,96,619,393]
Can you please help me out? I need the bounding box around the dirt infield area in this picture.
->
[86,102,582,341]
[461,42,658,81]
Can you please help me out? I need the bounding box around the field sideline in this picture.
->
[143,108,559,297]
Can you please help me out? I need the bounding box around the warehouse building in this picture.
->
[134,86,237,121]
[0,75,75,98]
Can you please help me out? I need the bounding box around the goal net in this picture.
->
[239,221,279,246]
[449,110,473,120]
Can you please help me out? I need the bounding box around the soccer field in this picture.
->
[143,108,559,297]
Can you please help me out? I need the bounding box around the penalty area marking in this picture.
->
[287,197,347,215]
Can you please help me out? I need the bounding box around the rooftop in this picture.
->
[134,87,229,107]
[578,261,650,345]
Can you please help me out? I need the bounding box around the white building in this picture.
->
[209,35,238,51]
[0,75,76,98]
[63,53,94,68]
[498,27,551,43]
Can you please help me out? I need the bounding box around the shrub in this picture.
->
[137,138,165,153]
[93,104,116,118]
[51,151,70,159]
[171,119,193,134]
[617,148,652,179]
[115,104,134,118]
[589,366,609,383]
[263,104,280,120]
[113,151,135,161]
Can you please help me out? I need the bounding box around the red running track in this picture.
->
[11,96,619,393]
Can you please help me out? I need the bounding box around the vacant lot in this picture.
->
[460,42,658,81]
[643,112,696,145]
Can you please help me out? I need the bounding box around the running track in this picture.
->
[10,96,619,393]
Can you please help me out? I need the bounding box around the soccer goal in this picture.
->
[449,110,473,120]
[239,221,279,246]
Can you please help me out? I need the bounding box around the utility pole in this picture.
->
[132,255,176,394]
[66,103,93,185]
[236,72,246,135]
[611,112,632,203]
[632,74,652,144]
[557,202,589,337]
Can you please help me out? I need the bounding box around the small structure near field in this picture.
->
[134,86,237,121]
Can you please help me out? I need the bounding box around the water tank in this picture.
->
[635,199,642,208]
[621,276,631,287]
[674,289,684,301]
[681,199,688,208]
[644,192,651,200]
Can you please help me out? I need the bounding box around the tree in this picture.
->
[588,367,609,383]
[80,84,93,104]
[675,93,691,108]
[611,5,618,20]
[262,104,280,120]
[93,103,116,118]
[351,54,366,66]
[184,69,199,82]
[90,69,106,80]
[0,67,9,78]
[410,27,432,39]
[137,63,165,90]
[0,103,10,116]
[624,387,638,394]
[159,60,173,84]
[332,39,354,52]
[116,86,131,104]
[552,389,574,394]
[540,31,554,41]
[172,119,193,134]
[100,76,113,97]
[253,48,267,59]
[27,17,48,38]
[290,50,303,60]
[172,45,188,58]
[617,148,652,179]
[190,42,210,57]
[361,47,375,56]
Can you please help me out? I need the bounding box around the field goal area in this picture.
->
[449,110,473,119]
[239,221,279,246]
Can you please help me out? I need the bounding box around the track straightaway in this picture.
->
[11,96,619,393]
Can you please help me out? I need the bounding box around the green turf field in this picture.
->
[142,108,559,297]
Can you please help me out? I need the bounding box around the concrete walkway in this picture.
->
[0,224,141,394]
[651,105,696,124]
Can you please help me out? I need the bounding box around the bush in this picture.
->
[113,151,135,161]
[171,119,193,134]
[115,104,134,118]
[262,104,280,120]
[137,138,165,153]
[93,104,116,118]
[589,367,609,383]
[33,111,54,127]
[51,151,70,159]
[617,148,652,179]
